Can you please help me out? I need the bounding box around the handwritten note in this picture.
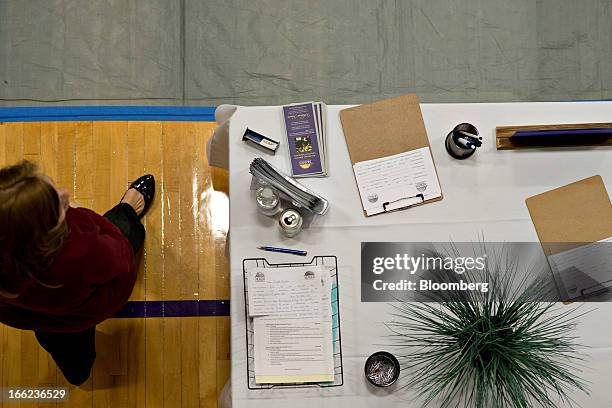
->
[248,265,335,384]
[247,267,322,317]
[353,147,441,215]
[549,237,612,298]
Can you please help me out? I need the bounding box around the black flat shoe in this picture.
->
[128,174,155,218]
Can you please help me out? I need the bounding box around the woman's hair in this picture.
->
[0,160,68,297]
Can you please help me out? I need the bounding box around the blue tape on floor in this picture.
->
[113,300,230,318]
[0,106,216,122]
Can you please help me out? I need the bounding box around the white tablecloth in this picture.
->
[229,102,612,407]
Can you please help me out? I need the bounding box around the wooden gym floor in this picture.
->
[0,121,230,407]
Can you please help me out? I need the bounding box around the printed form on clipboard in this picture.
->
[340,93,443,216]
[353,147,441,216]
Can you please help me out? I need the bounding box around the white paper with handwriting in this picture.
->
[549,237,612,298]
[353,147,441,216]
[248,265,334,384]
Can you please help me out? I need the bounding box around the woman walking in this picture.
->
[0,160,154,385]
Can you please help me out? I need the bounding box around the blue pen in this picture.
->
[257,246,308,256]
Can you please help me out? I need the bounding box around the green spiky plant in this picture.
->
[386,245,589,408]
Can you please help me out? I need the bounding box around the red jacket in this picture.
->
[0,207,136,332]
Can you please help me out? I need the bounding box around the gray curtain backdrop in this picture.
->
[1,0,611,106]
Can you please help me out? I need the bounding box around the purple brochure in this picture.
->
[283,103,323,176]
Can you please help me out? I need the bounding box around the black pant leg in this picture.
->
[35,327,96,386]
[103,203,145,254]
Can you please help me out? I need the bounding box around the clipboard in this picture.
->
[526,176,612,300]
[339,93,443,216]
[526,175,612,253]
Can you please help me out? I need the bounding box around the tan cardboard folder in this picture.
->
[526,175,612,256]
[339,93,442,215]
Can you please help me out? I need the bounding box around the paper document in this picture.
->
[247,268,322,317]
[250,266,335,384]
[549,237,612,298]
[353,147,441,216]
[282,102,329,177]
